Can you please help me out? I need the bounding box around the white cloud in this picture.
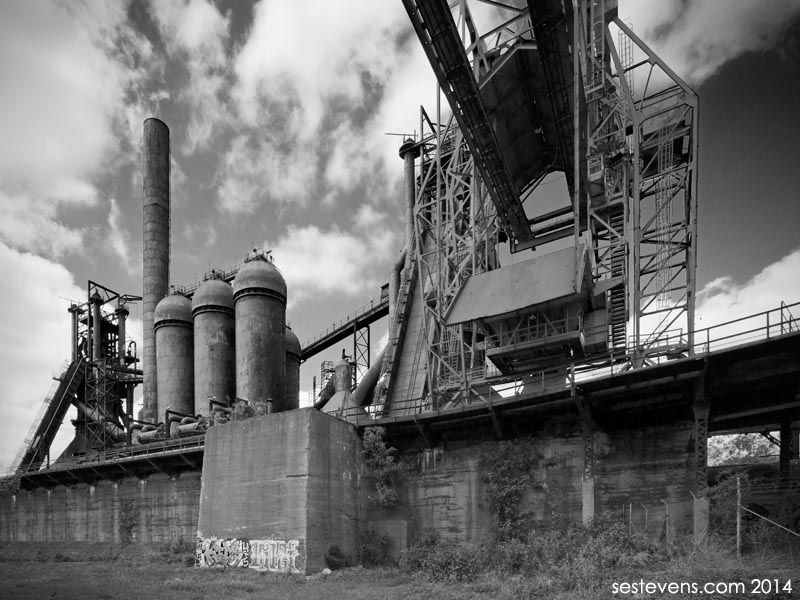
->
[106,198,140,277]
[0,243,85,471]
[218,132,318,213]
[150,0,232,153]
[619,0,800,84]
[268,221,395,306]
[0,1,158,258]
[218,0,437,216]
[694,248,800,349]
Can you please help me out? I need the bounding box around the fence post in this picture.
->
[736,476,741,559]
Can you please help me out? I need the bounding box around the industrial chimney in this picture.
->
[142,118,170,423]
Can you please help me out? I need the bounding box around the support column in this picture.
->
[780,420,793,484]
[692,375,710,544]
[576,397,595,525]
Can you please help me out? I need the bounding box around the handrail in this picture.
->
[301,294,388,349]
[341,300,800,425]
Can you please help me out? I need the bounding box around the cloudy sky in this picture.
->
[1,0,799,470]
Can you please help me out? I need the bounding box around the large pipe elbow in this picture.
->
[351,347,386,408]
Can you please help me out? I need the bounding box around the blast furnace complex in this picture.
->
[2,0,799,574]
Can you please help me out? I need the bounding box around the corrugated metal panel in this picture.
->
[445,246,588,325]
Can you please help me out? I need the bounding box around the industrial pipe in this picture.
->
[68,304,80,362]
[313,377,336,410]
[90,292,103,363]
[74,400,126,443]
[398,138,420,265]
[388,248,406,324]
[115,305,128,365]
[351,347,386,407]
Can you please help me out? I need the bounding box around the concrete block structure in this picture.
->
[196,408,363,574]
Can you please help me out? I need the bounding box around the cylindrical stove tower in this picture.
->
[192,276,235,417]
[154,292,193,423]
[142,118,170,423]
[284,325,301,410]
[233,256,287,410]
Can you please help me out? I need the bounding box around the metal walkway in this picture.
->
[300,292,389,361]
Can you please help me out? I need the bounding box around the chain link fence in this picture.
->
[613,472,800,565]
[716,474,800,563]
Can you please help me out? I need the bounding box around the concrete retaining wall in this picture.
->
[0,471,201,543]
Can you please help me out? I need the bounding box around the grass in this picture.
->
[0,538,797,600]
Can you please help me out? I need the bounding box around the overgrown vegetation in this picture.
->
[118,499,137,544]
[358,529,392,567]
[399,517,661,590]
[361,427,403,510]
[478,439,540,540]
[324,544,348,570]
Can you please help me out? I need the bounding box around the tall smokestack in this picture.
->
[142,118,170,423]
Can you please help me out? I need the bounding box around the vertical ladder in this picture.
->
[655,123,674,308]
[608,207,627,353]
[617,23,634,97]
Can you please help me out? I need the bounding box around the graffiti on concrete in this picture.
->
[195,536,302,572]
[249,539,301,572]
[195,537,250,568]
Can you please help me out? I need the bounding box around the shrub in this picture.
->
[358,529,392,567]
[325,544,349,570]
[362,427,404,510]
[399,533,483,582]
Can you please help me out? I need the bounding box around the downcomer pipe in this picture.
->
[398,138,420,266]
[142,118,171,423]
[388,248,406,324]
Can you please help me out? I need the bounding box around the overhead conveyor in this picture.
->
[402,0,587,251]
[15,357,86,473]
[401,0,534,248]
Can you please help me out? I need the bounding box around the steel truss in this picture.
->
[412,107,499,405]
[391,0,697,414]
[577,5,698,364]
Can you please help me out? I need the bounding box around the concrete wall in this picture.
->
[595,419,696,536]
[196,408,363,574]
[0,471,201,543]
[0,413,699,552]
[399,431,584,544]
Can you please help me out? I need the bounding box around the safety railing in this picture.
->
[483,314,583,350]
[690,300,800,355]
[342,300,800,425]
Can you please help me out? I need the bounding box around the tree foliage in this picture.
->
[362,426,402,509]
[708,433,777,466]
